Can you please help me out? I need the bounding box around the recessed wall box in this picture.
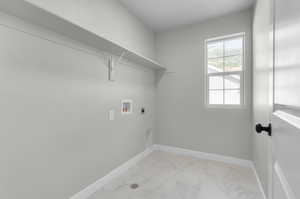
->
[121,100,133,114]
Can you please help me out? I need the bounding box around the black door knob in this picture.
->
[255,123,272,136]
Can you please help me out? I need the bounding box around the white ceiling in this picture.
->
[119,0,255,32]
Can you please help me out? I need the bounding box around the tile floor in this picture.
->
[89,151,264,199]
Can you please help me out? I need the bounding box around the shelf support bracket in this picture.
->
[108,56,115,81]
[108,51,127,81]
[116,51,126,66]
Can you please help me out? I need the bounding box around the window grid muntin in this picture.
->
[206,33,245,106]
[208,53,243,59]
[207,72,243,105]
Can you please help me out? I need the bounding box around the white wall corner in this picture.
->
[69,147,155,199]
[154,144,267,199]
[153,144,253,168]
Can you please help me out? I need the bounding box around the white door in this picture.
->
[271,0,300,198]
[253,0,274,197]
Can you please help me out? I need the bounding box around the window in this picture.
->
[205,33,245,106]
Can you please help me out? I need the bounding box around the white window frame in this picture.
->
[204,32,246,108]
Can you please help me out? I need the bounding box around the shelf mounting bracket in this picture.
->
[116,51,126,66]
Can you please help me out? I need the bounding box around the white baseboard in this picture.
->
[70,144,266,199]
[153,144,253,168]
[69,147,154,199]
[154,144,266,199]
[251,163,267,199]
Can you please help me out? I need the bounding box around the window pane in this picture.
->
[209,90,223,104]
[224,90,240,104]
[224,74,240,89]
[208,58,223,73]
[209,75,223,90]
[224,55,242,72]
[207,41,223,58]
[225,37,243,56]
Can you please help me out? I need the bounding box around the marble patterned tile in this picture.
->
[89,151,264,199]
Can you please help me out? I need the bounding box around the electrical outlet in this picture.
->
[109,109,115,121]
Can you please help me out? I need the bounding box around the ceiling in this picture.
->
[119,0,255,32]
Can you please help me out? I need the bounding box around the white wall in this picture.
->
[25,0,156,60]
[0,2,257,198]
[0,12,156,199]
[155,9,253,160]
